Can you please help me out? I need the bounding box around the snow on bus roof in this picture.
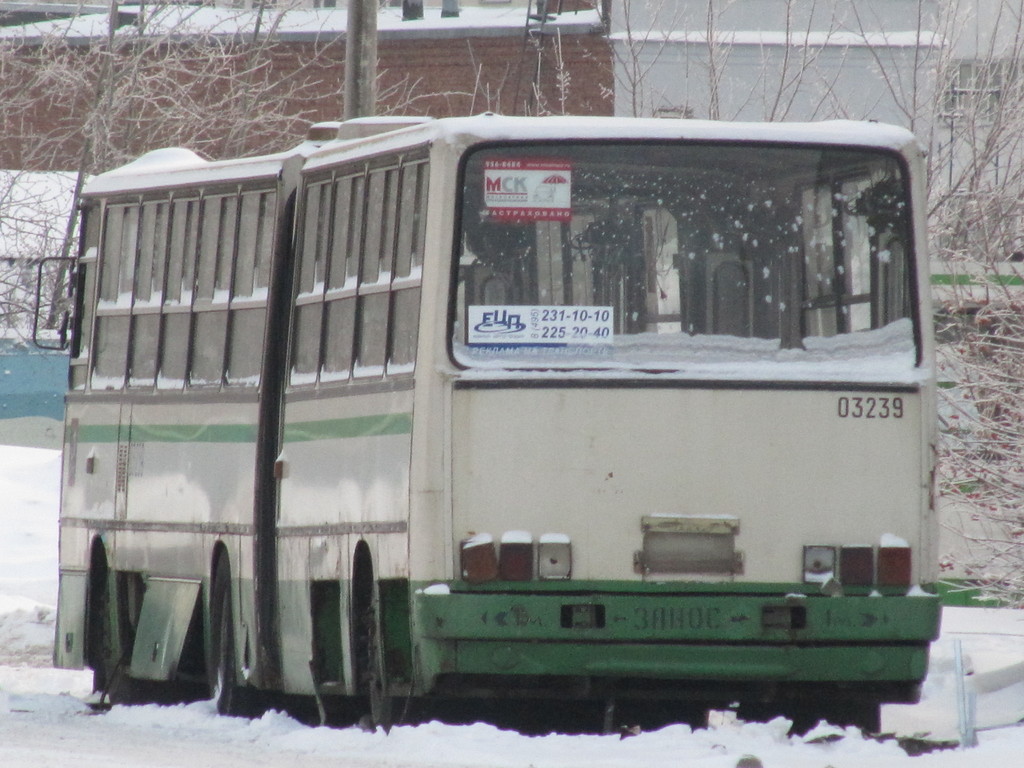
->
[301,114,921,172]
[82,146,304,197]
[86,114,921,196]
[439,114,921,151]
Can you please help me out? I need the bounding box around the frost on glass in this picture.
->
[453,143,915,374]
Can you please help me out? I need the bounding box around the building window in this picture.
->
[945,60,1015,119]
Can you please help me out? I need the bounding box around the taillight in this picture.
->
[803,537,912,588]
[878,544,912,587]
[839,546,875,586]
[460,534,498,583]
[460,531,573,582]
[499,531,534,581]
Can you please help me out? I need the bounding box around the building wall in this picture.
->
[610,0,942,128]
[0,12,613,172]
[0,340,66,449]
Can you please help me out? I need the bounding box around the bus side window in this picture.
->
[354,293,389,377]
[195,196,222,301]
[128,313,160,387]
[191,310,228,386]
[165,199,196,305]
[127,201,168,388]
[361,171,387,285]
[189,195,237,388]
[329,177,355,290]
[291,178,332,387]
[134,201,165,305]
[388,287,420,375]
[226,308,265,384]
[292,302,324,384]
[354,167,392,379]
[322,297,355,382]
[159,199,198,389]
[226,190,274,386]
[92,204,139,388]
[99,205,137,304]
[298,183,329,296]
[233,191,274,300]
[160,312,190,387]
[70,208,100,390]
[395,161,428,278]
[378,167,400,280]
[92,315,129,388]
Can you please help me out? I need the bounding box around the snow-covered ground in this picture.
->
[2,445,1023,767]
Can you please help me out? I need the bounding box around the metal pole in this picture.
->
[344,0,378,119]
[955,638,978,748]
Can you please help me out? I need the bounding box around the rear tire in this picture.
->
[86,547,138,704]
[209,566,255,716]
[351,545,394,731]
[361,599,393,731]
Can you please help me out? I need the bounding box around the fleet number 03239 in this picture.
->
[837,396,904,419]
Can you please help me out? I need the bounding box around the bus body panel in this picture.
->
[449,384,930,584]
[274,386,415,695]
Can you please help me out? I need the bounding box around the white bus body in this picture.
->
[54,116,939,731]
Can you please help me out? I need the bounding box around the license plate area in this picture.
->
[561,603,606,629]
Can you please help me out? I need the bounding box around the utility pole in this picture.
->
[344,0,378,119]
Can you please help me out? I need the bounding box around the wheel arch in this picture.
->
[84,534,111,673]
[350,539,375,695]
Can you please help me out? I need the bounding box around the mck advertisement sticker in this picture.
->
[483,159,572,221]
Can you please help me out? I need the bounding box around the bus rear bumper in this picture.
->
[411,587,940,694]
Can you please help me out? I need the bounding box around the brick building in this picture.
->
[0,2,613,172]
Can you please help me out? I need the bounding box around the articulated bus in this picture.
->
[53,115,939,732]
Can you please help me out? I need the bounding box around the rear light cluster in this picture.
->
[803,537,913,588]
[460,531,572,583]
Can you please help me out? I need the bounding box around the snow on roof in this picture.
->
[608,29,945,49]
[86,113,921,197]
[81,145,304,196]
[302,113,922,174]
[0,4,603,44]
[423,113,920,149]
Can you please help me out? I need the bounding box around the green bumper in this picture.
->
[411,586,941,686]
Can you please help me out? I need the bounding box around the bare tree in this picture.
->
[0,170,77,340]
[610,0,931,122]
[610,0,690,117]
[929,0,1024,605]
[0,2,337,339]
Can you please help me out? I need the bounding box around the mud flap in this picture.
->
[129,577,201,681]
[54,569,88,669]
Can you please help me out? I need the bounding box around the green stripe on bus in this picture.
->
[284,413,413,443]
[78,423,258,443]
[76,413,411,444]
[134,423,258,442]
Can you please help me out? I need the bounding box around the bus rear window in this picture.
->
[453,142,916,372]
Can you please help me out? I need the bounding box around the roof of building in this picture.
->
[0,3,604,44]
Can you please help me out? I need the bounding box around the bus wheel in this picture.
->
[358,597,393,731]
[352,545,393,731]
[86,545,136,704]
[209,565,254,717]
